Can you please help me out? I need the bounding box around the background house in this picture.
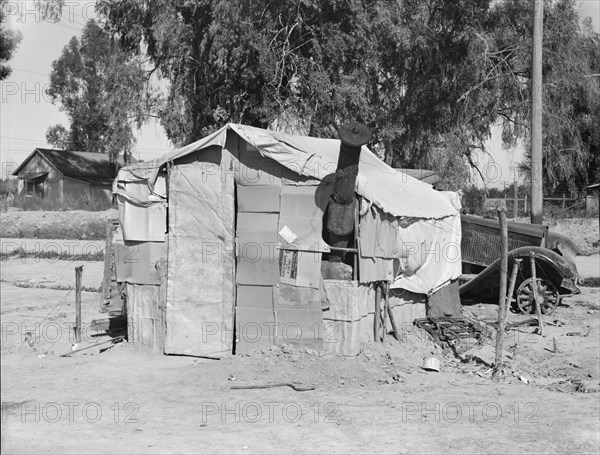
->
[12,148,119,203]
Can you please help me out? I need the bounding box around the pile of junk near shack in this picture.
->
[102,123,465,358]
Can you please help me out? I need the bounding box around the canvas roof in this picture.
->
[394,168,441,185]
[116,124,458,219]
[13,148,118,185]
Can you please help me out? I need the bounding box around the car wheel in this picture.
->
[515,278,560,315]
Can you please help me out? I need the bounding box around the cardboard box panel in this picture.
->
[237,285,274,309]
[274,309,323,350]
[273,284,322,310]
[279,249,321,289]
[237,185,281,212]
[235,307,276,353]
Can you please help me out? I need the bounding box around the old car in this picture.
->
[459,214,581,314]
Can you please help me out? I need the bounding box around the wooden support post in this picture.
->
[493,209,508,380]
[387,301,400,341]
[155,258,168,353]
[75,265,83,343]
[513,177,518,219]
[530,251,545,336]
[507,259,522,309]
[101,220,114,309]
[382,281,389,340]
[374,283,381,342]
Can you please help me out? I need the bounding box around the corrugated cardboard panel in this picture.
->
[115,243,133,282]
[237,185,281,212]
[274,309,323,350]
[279,249,321,289]
[235,307,276,353]
[165,158,235,358]
[278,185,329,251]
[236,213,279,286]
[237,212,278,231]
[236,285,274,309]
[358,256,393,283]
[273,284,322,310]
[321,281,378,356]
[235,182,280,352]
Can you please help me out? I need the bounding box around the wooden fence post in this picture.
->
[100,220,114,311]
[493,209,508,380]
[75,265,83,343]
[155,258,168,353]
[530,251,545,336]
[374,283,381,342]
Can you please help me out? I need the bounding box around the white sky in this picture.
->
[1,0,598,179]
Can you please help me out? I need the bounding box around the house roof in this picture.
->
[117,124,458,220]
[13,148,117,185]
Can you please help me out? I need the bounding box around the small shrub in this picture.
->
[461,185,486,215]
[0,247,104,262]
[5,189,113,212]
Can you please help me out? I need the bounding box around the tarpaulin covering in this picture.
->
[390,212,462,294]
[115,181,166,242]
[115,124,457,220]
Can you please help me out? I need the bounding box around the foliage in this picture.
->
[94,0,599,189]
[0,247,104,262]
[484,0,600,191]
[0,177,18,198]
[46,20,154,162]
[461,185,486,215]
[45,124,71,150]
[0,7,22,80]
[3,189,113,212]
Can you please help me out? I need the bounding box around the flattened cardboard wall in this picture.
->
[235,181,281,353]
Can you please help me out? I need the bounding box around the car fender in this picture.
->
[459,246,580,296]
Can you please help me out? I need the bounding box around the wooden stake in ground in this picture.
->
[493,209,508,380]
[101,220,114,308]
[530,251,545,336]
[382,281,389,340]
[374,283,382,342]
[387,301,400,341]
[75,265,83,343]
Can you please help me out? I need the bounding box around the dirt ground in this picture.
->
[1,257,599,454]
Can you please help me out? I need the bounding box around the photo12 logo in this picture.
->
[200,401,340,425]
[2,401,139,424]
[1,1,97,24]
[400,401,539,424]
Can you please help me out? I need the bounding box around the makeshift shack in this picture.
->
[110,124,462,357]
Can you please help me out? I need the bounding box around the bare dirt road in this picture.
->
[1,256,599,454]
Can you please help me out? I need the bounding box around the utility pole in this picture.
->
[530,0,544,224]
